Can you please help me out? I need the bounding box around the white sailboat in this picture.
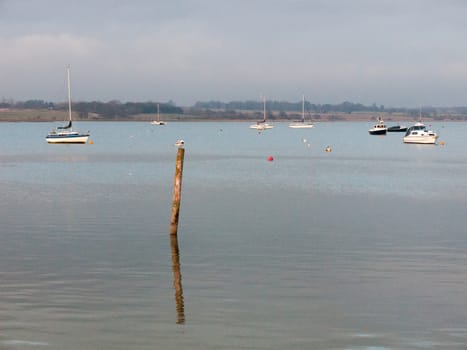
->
[289,95,314,129]
[150,103,166,125]
[249,96,273,130]
[46,66,89,144]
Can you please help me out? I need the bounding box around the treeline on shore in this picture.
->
[1,99,467,121]
[192,100,467,118]
[0,99,183,119]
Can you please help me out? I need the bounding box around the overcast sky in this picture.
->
[1,0,467,107]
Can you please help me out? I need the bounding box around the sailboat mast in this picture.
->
[67,65,72,122]
[157,103,160,122]
[263,96,266,122]
[302,95,305,121]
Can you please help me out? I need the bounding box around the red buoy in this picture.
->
[267,156,274,161]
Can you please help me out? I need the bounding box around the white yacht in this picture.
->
[403,122,438,144]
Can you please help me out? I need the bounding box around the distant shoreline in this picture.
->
[1,108,466,123]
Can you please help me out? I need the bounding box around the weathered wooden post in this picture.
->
[169,144,185,323]
[170,146,185,236]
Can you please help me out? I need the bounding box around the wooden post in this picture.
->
[170,147,185,236]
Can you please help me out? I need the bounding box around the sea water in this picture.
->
[0,121,466,349]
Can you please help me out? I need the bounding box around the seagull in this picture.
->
[175,139,185,147]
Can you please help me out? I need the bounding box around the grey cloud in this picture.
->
[2,0,467,106]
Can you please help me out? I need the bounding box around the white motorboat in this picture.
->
[368,117,387,135]
[289,95,314,129]
[150,103,166,125]
[250,97,273,130]
[403,122,438,144]
[46,66,90,144]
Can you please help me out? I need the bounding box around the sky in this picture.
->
[1,0,467,107]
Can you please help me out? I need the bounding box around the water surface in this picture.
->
[0,121,466,349]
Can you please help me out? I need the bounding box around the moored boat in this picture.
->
[46,130,89,144]
[368,117,387,135]
[150,103,166,125]
[289,95,314,129]
[403,122,438,144]
[46,66,89,144]
[387,125,408,132]
[250,97,274,130]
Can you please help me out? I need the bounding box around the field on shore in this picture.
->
[1,108,466,122]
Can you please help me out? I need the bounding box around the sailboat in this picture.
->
[249,96,273,130]
[150,103,166,125]
[289,95,314,129]
[46,66,90,144]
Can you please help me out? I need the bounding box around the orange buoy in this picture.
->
[439,140,445,146]
[267,156,274,162]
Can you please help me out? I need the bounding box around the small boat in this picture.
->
[289,95,314,129]
[250,97,273,130]
[403,122,438,144]
[368,117,387,135]
[387,125,408,132]
[46,66,89,144]
[150,103,166,125]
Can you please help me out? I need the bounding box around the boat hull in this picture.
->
[46,134,89,144]
[403,135,438,144]
[249,124,273,130]
[288,123,314,129]
[368,129,387,135]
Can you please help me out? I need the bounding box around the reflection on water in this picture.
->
[170,234,185,325]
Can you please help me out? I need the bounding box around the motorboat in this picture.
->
[250,96,273,130]
[403,122,438,144]
[368,117,387,135]
[289,95,314,129]
[46,66,90,144]
[387,125,408,132]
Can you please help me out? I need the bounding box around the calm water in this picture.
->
[0,121,466,349]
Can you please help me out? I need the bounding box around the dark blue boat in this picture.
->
[387,125,408,132]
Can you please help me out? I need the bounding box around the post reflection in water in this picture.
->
[170,234,185,324]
